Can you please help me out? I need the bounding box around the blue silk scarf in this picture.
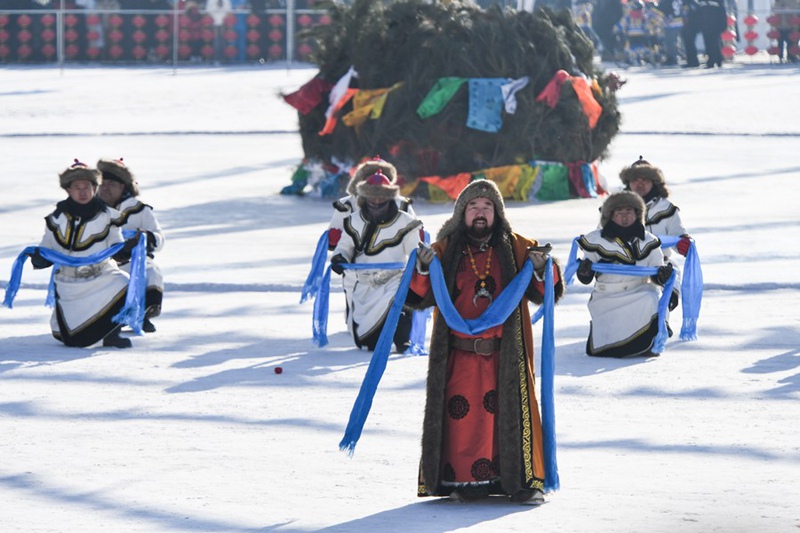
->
[4,235,148,334]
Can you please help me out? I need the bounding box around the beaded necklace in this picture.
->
[466,244,496,306]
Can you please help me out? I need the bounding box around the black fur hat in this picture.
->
[59,159,101,190]
[97,157,139,197]
[437,179,512,241]
[600,190,646,227]
[619,155,669,198]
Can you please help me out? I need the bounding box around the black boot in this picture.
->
[103,328,132,349]
[142,318,156,333]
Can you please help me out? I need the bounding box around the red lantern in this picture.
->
[791,15,800,26]
[179,15,191,28]
[109,14,123,27]
[178,43,192,58]
[766,15,779,27]
[202,28,214,42]
[790,31,800,42]
[297,43,312,57]
[17,14,32,28]
[201,15,214,26]
[318,14,331,25]
[721,30,736,42]
[86,14,101,26]
[132,30,147,44]
[0,29,8,43]
[246,29,260,42]
[64,14,78,27]
[223,29,237,42]
[109,44,124,59]
[721,44,736,58]
[224,14,237,27]
[41,28,56,42]
[0,15,9,28]
[200,44,214,58]
[268,44,283,58]
[17,29,32,43]
[246,43,260,58]
[726,15,736,26]
[65,28,79,42]
[789,44,800,56]
[224,45,237,58]
[745,45,758,55]
[109,29,123,43]
[155,29,170,42]
[0,44,9,58]
[41,43,56,58]
[132,45,147,59]
[744,30,758,41]
[65,43,80,58]
[155,44,170,58]
[155,15,169,28]
[86,46,101,59]
[297,14,312,27]
[766,29,780,40]
[269,15,284,27]
[87,29,100,42]
[743,14,758,27]
[767,45,780,55]
[41,14,56,26]
[132,15,146,28]
[17,44,32,58]
[268,29,283,42]
[247,14,260,27]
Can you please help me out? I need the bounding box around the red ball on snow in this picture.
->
[274,367,283,374]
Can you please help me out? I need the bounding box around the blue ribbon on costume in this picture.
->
[563,235,703,341]
[339,252,538,455]
[112,232,148,335]
[300,230,329,304]
[3,239,148,334]
[538,256,559,492]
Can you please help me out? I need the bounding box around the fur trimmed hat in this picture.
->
[600,190,646,227]
[356,171,400,201]
[97,157,139,197]
[59,159,101,190]
[437,179,512,240]
[619,155,669,198]
[347,156,398,196]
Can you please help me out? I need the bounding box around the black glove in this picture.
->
[146,231,157,254]
[576,258,595,285]
[330,254,348,275]
[669,290,679,311]
[416,244,434,274]
[29,247,53,269]
[113,234,140,263]
[652,262,674,286]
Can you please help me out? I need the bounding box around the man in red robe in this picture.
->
[407,179,564,505]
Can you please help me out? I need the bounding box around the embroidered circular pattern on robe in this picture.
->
[471,458,495,481]
[483,390,497,414]
[448,394,470,419]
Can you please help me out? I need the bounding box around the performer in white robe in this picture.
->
[330,170,424,352]
[31,160,135,348]
[620,156,693,309]
[97,158,165,333]
[328,157,416,251]
[576,191,674,358]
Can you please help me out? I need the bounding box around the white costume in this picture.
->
[39,201,129,346]
[332,208,422,347]
[328,194,415,250]
[578,228,665,357]
[645,195,687,288]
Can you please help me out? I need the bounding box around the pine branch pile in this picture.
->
[291,0,621,195]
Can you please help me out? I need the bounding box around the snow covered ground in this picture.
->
[1,61,799,533]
